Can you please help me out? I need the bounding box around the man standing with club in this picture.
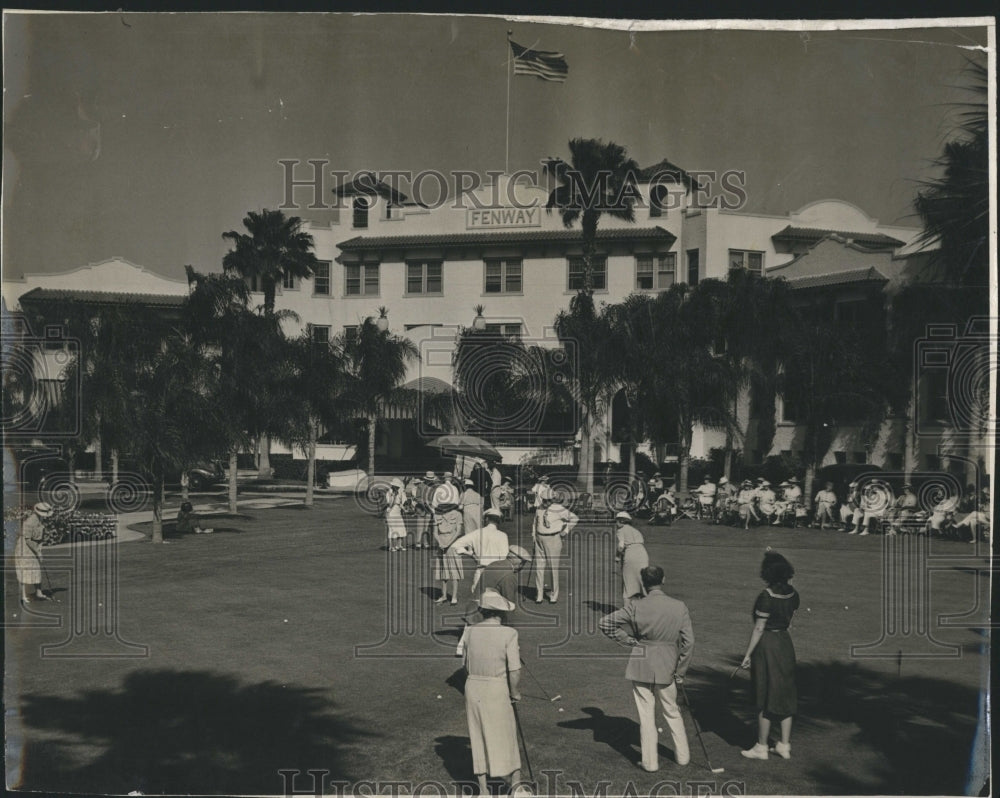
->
[532,490,578,604]
[599,565,694,772]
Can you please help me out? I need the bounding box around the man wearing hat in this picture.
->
[694,475,717,521]
[772,481,793,526]
[15,503,53,602]
[453,507,510,592]
[456,546,533,656]
[496,477,514,522]
[462,588,523,797]
[529,474,550,510]
[599,565,694,772]
[532,490,578,604]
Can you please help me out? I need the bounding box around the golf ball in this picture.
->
[658,727,663,733]
[437,695,442,699]
[283,619,288,623]
[558,708,564,712]
[844,606,849,610]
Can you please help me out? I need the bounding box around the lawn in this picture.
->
[4,497,991,796]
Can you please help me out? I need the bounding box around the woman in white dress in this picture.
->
[385,478,408,552]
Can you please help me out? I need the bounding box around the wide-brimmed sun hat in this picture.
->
[719,476,728,485]
[478,589,515,612]
[424,471,437,480]
[539,475,550,482]
[508,545,532,563]
[761,480,771,487]
[615,511,632,521]
[390,478,404,489]
[484,507,502,519]
[33,502,54,518]
[463,478,474,487]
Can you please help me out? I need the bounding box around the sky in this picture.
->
[1,13,992,281]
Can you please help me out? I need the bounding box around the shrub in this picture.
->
[42,510,117,545]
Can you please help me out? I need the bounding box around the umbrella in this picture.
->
[427,435,501,462]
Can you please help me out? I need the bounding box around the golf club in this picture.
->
[40,558,60,602]
[520,657,561,703]
[678,681,725,774]
[512,701,535,786]
[729,664,743,679]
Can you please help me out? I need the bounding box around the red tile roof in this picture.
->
[18,287,188,307]
[338,226,675,252]
[772,226,905,248]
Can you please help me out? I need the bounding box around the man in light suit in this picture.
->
[599,565,694,772]
[532,490,578,604]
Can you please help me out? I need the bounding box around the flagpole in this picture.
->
[505,29,512,176]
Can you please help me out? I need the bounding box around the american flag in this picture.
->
[510,40,569,82]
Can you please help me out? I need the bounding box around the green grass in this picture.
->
[5,501,990,795]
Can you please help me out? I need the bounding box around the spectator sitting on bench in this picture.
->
[176,501,213,535]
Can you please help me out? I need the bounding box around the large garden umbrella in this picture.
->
[427,435,501,462]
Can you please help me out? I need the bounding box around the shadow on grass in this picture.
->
[557,706,638,765]
[17,669,374,795]
[584,600,619,615]
[130,514,252,539]
[686,659,984,794]
[432,734,476,790]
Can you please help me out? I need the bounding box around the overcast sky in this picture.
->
[1,13,991,280]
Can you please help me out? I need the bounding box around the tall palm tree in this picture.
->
[337,316,419,478]
[546,138,640,294]
[554,291,616,495]
[288,332,345,507]
[222,209,320,477]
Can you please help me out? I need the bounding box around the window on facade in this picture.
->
[313,261,331,296]
[246,275,260,292]
[568,257,607,291]
[649,184,669,218]
[310,324,330,345]
[484,323,522,339]
[406,261,443,295]
[729,249,764,275]
[635,253,676,291]
[282,273,296,290]
[922,370,949,425]
[780,393,799,423]
[343,325,359,345]
[484,259,522,294]
[345,263,379,296]
[353,197,369,229]
[686,249,699,285]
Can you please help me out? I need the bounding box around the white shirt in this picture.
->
[696,482,717,499]
[452,523,510,566]
[535,503,579,536]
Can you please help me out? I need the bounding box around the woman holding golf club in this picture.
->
[462,589,526,796]
[15,502,54,603]
[614,511,649,602]
[739,551,800,761]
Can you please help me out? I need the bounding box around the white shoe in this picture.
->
[203,528,214,534]
[859,531,869,536]
[771,741,791,759]
[741,743,768,760]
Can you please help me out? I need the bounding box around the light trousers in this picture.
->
[632,681,690,770]
[533,534,564,599]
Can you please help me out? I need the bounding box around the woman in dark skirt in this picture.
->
[739,551,799,761]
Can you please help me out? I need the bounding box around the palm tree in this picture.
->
[337,316,419,478]
[912,59,988,288]
[545,138,640,294]
[222,209,320,477]
[288,332,345,507]
[554,291,616,495]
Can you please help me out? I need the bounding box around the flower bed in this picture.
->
[3,507,117,545]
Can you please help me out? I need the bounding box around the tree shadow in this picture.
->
[17,669,374,795]
[556,706,639,766]
[688,659,984,794]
